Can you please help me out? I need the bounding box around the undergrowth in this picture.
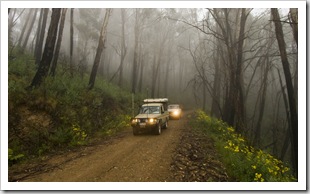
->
[191,110,296,182]
[8,52,136,162]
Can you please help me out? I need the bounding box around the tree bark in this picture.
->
[289,8,298,47]
[70,8,74,77]
[88,9,112,90]
[253,58,269,146]
[50,8,67,76]
[22,9,38,51]
[271,8,298,177]
[138,53,145,93]
[277,68,291,162]
[35,8,49,66]
[18,9,32,47]
[34,9,44,57]
[118,9,127,87]
[131,9,140,94]
[234,8,248,133]
[29,8,61,88]
[211,46,222,118]
[164,47,172,97]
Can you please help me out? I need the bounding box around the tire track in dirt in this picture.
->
[20,112,187,182]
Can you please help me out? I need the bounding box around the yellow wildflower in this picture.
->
[227,127,234,132]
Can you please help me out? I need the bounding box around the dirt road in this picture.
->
[15,113,186,182]
[10,110,229,183]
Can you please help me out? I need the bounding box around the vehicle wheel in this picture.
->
[133,128,138,136]
[163,120,168,129]
[155,124,161,135]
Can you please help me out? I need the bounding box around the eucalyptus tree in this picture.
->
[29,8,61,88]
[17,9,32,48]
[70,8,74,76]
[21,8,38,51]
[271,8,298,177]
[88,8,112,90]
[50,8,67,76]
[34,8,49,66]
[75,9,104,78]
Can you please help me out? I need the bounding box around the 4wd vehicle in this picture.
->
[168,104,182,120]
[131,98,169,135]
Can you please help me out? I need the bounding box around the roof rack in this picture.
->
[143,98,168,103]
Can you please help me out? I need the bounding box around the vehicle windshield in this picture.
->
[139,106,160,114]
[168,105,179,109]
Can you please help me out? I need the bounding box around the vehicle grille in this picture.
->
[139,118,148,123]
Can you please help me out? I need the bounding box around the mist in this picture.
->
[8,7,298,170]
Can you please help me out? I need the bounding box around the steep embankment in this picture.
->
[9,111,230,183]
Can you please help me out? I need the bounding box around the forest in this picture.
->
[7,7,299,179]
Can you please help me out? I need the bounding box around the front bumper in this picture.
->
[131,122,157,130]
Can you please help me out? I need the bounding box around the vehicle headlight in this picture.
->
[149,118,156,123]
[132,118,139,123]
[173,110,180,115]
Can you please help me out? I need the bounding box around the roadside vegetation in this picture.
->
[8,51,136,165]
[191,110,296,182]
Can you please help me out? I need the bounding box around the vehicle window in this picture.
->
[168,105,179,109]
[140,106,160,114]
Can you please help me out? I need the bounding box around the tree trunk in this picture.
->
[35,8,49,66]
[164,46,172,97]
[22,9,38,51]
[118,9,127,87]
[88,9,112,90]
[234,8,247,133]
[29,8,61,88]
[8,8,18,48]
[34,9,43,57]
[50,8,67,76]
[131,9,140,94]
[289,8,298,47]
[151,56,157,97]
[18,9,32,47]
[70,8,74,77]
[253,58,269,146]
[278,68,291,162]
[271,8,298,177]
[138,54,144,93]
[211,46,222,118]
[151,37,165,97]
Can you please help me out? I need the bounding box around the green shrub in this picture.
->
[8,148,24,166]
[192,110,296,182]
[8,52,134,159]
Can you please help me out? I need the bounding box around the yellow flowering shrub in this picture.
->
[71,124,88,146]
[194,110,296,182]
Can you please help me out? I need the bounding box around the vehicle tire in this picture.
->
[163,120,168,129]
[155,124,161,135]
[133,128,138,136]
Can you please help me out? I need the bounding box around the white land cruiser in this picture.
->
[131,98,169,135]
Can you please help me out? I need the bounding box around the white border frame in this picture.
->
[1,0,307,191]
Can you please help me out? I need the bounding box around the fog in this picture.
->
[8,8,298,167]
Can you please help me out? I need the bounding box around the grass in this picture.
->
[8,51,135,161]
[191,110,296,182]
